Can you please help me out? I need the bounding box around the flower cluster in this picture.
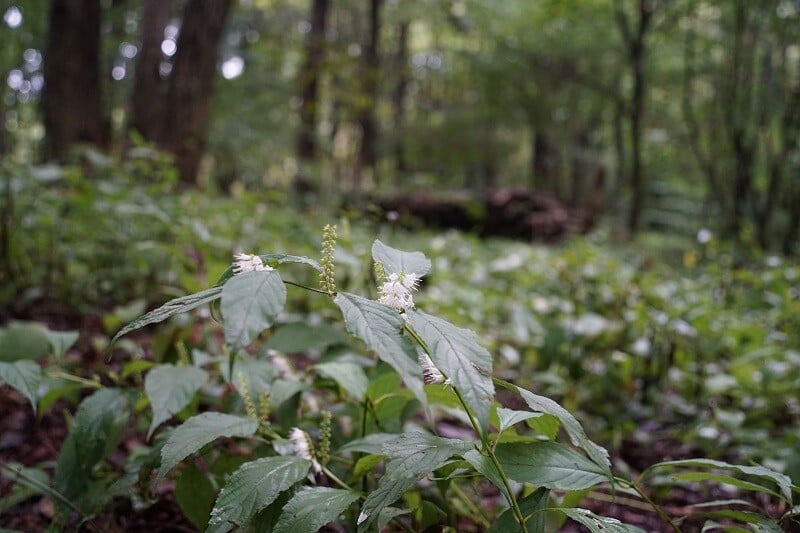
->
[288,427,322,473]
[232,252,274,274]
[419,352,450,385]
[378,271,421,312]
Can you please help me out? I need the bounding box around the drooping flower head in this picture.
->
[232,252,274,274]
[288,427,322,473]
[378,271,420,312]
[419,352,450,386]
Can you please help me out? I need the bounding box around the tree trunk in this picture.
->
[353,0,382,188]
[391,20,410,175]
[162,0,234,183]
[130,0,176,142]
[296,0,330,163]
[41,0,107,161]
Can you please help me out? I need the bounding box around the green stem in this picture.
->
[322,465,352,491]
[46,371,102,389]
[283,279,333,296]
[403,321,529,532]
[0,460,103,533]
[617,476,681,532]
[450,481,491,529]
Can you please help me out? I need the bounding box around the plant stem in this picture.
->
[283,279,333,295]
[450,481,491,529]
[404,321,529,532]
[617,476,681,532]
[46,371,102,389]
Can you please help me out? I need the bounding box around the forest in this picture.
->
[0,0,799,531]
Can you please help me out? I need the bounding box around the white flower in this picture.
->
[377,271,420,311]
[232,252,273,274]
[288,427,322,473]
[419,352,450,385]
[697,228,712,244]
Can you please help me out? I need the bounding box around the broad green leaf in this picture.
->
[174,463,217,530]
[334,292,425,407]
[42,329,79,362]
[157,413,258,482]
[54,389,130,503]
[145,364,209,439]
[497,407,544,435]
[266,322,348,353]
[560,508,646,533]
[207,456,310,533]
[0,323,49,362]
[672,472,783,500]
[357,432,475,530]
[377,507,411,531]
[649,459,794,503]
[494,441,611,490]
[111,286,223,343]
[315,362,369,401]
[487,487,550,533]
[693,510,783,532]
[221,270,286,352]
[338,433,398,455]
[463,449,513,502]
[273,487,360,533]
[372,240,431,276]
[405,310,494,434]
[508,382,610,471]
[0,360,42,413]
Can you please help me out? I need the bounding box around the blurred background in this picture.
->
[1,0,798,247]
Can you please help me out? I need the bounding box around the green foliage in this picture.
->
[2,212,798,531]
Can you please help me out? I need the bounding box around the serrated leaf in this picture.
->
[649,458,794,503]
[54,389,130,503]
[42,329,79,362]
[487,487,550,533]
[334,292,425,407]
[338,433,398,455]
[111,286,223,343]
[157,413,258,482]
[405,310,494,435]
[560,508,647,533]
[146,364,209,439]
[315,362,369,401]
[0,361,41,413]
[497,407,543,435]
[372,240,431,276]
[357,432,475,530]
[207,456,310,533]
[221,270,286,352]
[509,383,610,472]
[273,487,360,533]
[495,441,611,490]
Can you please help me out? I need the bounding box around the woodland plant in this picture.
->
[1,226,798,531]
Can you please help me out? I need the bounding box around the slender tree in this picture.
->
[353,0,382,187]
[130,0,176,142]
[41,0,107,161]
[296,0,331,164]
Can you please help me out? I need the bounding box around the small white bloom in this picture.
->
[697,228,712,244]
[288,427,322,473]
[419,352,450,385]
[232,252,273,274]
[378,271,419,311]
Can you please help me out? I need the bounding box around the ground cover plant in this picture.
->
[1,184,799,531]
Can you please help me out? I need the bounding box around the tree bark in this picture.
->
[296,0,330,163]
[41,0,107,161]
[391,20,410,174]
[162,0,234,183]
[353,0,382,188]
[130,0,176,142]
